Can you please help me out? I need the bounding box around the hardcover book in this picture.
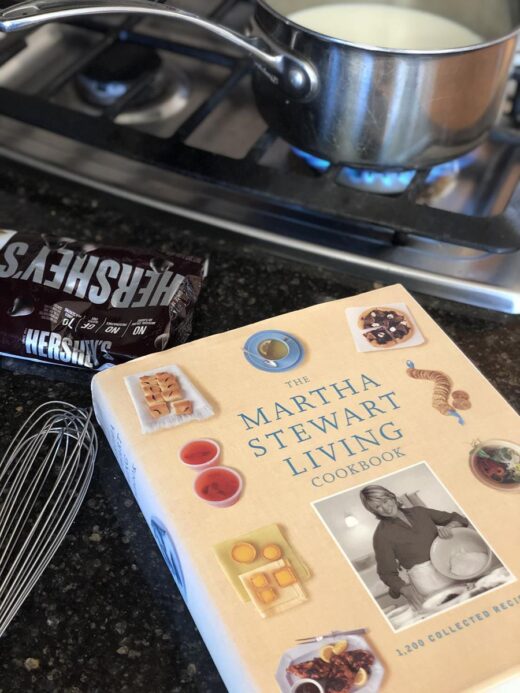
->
[92,285,520,693]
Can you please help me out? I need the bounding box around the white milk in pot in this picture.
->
[287,3,483,49]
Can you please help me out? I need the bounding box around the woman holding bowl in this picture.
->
[360,485,468,610]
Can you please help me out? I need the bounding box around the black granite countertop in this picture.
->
[0,159,518,693]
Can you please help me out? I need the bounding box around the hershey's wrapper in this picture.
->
[0,229,206,370]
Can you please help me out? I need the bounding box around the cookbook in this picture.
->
[91,284,520,693]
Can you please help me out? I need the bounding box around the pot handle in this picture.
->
[0,0,318,99]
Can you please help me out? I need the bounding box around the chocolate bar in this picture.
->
[0,230,205,369]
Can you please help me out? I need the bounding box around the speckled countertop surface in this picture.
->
[0,159,518,693]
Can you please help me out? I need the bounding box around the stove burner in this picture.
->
[292,147,470,197]
[75,41,190,125]
[338,166,417,194]
[76,42,164,107]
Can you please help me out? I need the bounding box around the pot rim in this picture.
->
[256,0,520,56]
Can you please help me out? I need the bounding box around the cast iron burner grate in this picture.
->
[0,0,518,312]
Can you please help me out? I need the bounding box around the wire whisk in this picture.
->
[0,401,97,637]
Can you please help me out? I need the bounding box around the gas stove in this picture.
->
[0,0,518,312]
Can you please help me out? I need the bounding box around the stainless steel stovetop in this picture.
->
[0,0,519,312]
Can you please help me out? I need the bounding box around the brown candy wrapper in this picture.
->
[0,229,206,370]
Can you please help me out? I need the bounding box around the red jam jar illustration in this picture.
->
[179,438,220,470]
[193,466,243,508]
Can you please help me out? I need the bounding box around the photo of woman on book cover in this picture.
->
[313,463,514,631]
[359,484,467,610]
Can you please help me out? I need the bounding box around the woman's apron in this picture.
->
[407,561,456,596]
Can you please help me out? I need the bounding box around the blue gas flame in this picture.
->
[341,166,416,192]
[292,147,331,172]
[292,147,476,195]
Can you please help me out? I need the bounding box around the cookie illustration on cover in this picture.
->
[358,306,414,348]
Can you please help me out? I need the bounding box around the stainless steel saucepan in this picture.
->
[0,0,518,169]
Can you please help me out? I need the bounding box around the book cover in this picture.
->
[91,284,520,693]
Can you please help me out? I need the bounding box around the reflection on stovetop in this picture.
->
[0,0,518,312]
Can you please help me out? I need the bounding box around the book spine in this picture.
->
[91,377,257,693]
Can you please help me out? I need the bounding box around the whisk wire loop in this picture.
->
[0,401,97,636]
